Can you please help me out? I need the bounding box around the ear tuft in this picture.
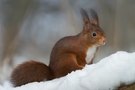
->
[80,8,89,20]
[90,9,99,25]
[80,8,90,25]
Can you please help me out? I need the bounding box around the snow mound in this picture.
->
[1,51,135,90]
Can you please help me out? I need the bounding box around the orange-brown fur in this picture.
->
[10,9,106,87]
[11,61,53,87]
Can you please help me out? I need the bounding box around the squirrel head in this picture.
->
[79,8,106,47]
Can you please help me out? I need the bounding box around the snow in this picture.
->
[1,51,135,90]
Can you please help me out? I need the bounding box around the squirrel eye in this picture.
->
[92,32,97,37]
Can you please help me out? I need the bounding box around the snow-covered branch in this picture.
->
[1,51,135,90]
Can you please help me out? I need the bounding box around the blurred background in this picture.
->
[0,0,135,84]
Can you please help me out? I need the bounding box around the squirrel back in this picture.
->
[10,8,106,87]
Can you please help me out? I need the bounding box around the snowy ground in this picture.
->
[1,51,135,90]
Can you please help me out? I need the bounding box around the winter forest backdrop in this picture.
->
[0,0,135,84]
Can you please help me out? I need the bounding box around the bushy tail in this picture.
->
[10,60,53,87]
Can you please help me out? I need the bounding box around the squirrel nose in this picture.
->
[100,37,106,45]
[102,37,106,45]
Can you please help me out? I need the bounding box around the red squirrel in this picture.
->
[10,9,106,87]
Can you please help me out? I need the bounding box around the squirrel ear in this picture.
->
[90,9,99,26]
[80,8,91,32]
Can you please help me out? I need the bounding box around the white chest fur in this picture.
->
[85,46,97,64]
